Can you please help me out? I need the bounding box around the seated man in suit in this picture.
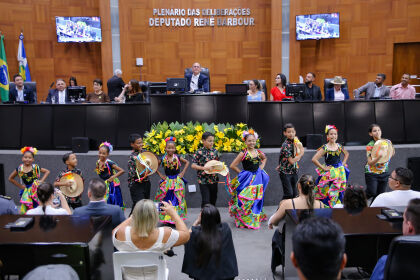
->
[185,62,209,93]
[9,74,35,103]
[73,179,125,227]
[370,198,420,280]
[46,79,69,104]
[297,72,322,101]
[353,73,390,100]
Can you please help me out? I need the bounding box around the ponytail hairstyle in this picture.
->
[196,204,222,267]
[298,174,315,209]
[37,182,55,214]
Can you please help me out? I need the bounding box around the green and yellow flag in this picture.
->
[0,34,10,102]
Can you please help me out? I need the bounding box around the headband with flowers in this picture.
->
[164,136,177,143]
[325,125,338,134]
[20,146,38,155]
[242,129,259,141]
[99,141,113,153]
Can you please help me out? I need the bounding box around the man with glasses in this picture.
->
[371,167,420,207]
[185,62,209,93]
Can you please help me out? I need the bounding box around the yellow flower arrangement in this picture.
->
[142,121,260,155]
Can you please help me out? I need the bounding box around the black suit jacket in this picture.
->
[298,84,322,101]
[46,89,70,104]
[107,75,125,101]
[185,73,210,92]
[73,201,125,227]
[9,86,35,103]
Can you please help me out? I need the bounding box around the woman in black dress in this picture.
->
[115,79,147,103]
[182,204,238,280]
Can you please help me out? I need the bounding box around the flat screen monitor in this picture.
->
[286,83,305,99]
[166,78,187,93]
[296,13,339,40]
[225,84,248,94]
[56,17,102,43]
[149,82,167,94]
[67,86,86,101]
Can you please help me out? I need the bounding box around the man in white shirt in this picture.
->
[185,62,210,93]
[46,79,68,104]
[371,167,420,207]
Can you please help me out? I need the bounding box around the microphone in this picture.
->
[49,81,55,88]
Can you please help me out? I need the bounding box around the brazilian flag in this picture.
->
[0,35,10,102]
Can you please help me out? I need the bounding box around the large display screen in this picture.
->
[296,13,339,40]
[56,17,102,43]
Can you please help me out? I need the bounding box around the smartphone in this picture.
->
[154,202,164,212]
[381,209,403,220]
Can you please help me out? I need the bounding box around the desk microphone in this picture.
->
[49,81,55,88]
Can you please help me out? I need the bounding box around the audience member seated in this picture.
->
[107,69,125,101]
[325,76,349,101]
[370,198,420,280]
[8,74,35,104]
[299,72,322,101]
[268,175,323,272]
[185,62,209,93]
[182,204,238,280]
[333,185,368,214]
[112,200,189,252]
[68,76,78,87]
[115,79,148,103]
[0,194,18,215]
[73,179,125,227]
[291,217,347,280]
[247,79,265,101]
[270,73,287,101]
[353,73,390,100]
[86,79,110,103]
[390,73,416,100]
[26,182,71,215]
[46,79,69,104]
[371,167,420,207]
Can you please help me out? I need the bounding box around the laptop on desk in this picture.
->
[225,84,247,94]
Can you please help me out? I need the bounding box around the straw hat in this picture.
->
[294,137,303,156]
[204,160,229,176]
[58,173,84,197]
[135,152,159,176]
[331,76,345,85]
[371,139,394,164]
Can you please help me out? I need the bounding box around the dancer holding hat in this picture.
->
[95,142,125,208]
[154,137,189,224]
[228,130,269,229]
[365,124,394,202]
[8,147,50,213]
[191,132,222,208]
[54,152,84,209]
[312,125,349,207]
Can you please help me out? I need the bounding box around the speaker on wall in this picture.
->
[72,137,89,153]
[306,134,323,150]
[408,157,420,191]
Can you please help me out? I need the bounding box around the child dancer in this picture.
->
[95,142,125,208]
[154,137,189,224]
[54,152,84,209]
[277,123,304,200]
[191,132,220,208]
[8,146,50,213]
[128,133,151,212]
[229,130,269,229]
[312,125,349,207]
[365,124,392,201]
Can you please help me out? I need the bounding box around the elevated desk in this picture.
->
[0,215,111,279]
[283,208,401,279]
[0,99,419,149]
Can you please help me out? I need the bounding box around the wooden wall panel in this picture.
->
[119,0,272,92]
[290,0,420,98]
[0,0,102,102]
